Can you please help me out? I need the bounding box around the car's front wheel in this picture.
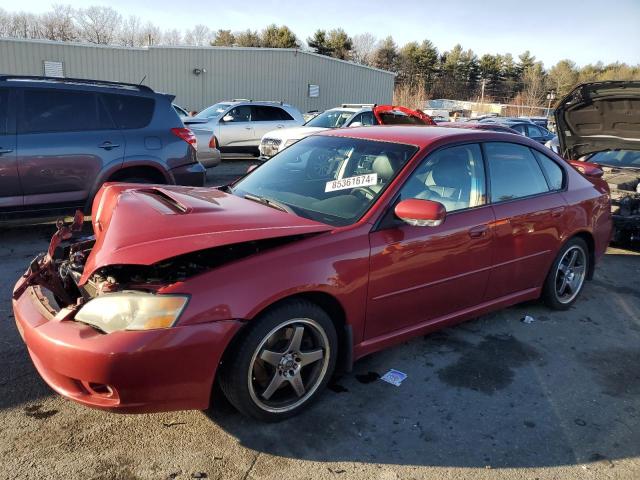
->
[542,237,589,310]
[219,300,337,422]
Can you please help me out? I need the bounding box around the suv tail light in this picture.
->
[171,127,197,150]
[209,135,218,149]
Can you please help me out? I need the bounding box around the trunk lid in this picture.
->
[554,81,640,158]
[81,184,333,284]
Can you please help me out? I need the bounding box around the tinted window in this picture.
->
[196,102,232,119]
[485,142,549,202]
[360,111,376,126]
[252,106,294,121]
[533,150,564,190]
[20,89,99,133]
[224,106,252,122]
[0,89,8,135]
[511,124,527,134]
[101,94,154,129]
[399,143,486,212]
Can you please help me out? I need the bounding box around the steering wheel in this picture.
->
[305,149,334,179]
[350,186,377,201]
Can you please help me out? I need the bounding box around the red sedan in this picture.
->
[12,126,612,421]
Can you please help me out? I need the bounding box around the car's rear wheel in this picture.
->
[542,237,589,310]
[219,300,337,422]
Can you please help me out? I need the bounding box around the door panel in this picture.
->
[365,142,494,339]
[483,141,567,299]
[17,88,124,206]
[486,194,566,298]
[0,88,21,208]
[217,106,255,148]
[367,206,495,339]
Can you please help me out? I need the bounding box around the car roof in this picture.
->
[319,125,524,148]
[222,100,295,108]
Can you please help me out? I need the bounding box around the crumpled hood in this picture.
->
[80,184,333,284]
[263,126,328,142]
[555,81,640,158]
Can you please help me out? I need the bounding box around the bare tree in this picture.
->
[7,12,42,39]
[39,4,77,41]
[521,63,547,113]
[351,33,377,65]
[118,15,141,46]
[162,29,183,45]
[76,6,121,44]
[140,22,161,46]
[184,24,211,46]
[0,8,11,37]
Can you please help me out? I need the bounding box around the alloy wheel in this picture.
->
[554,245,587,304]
[247,318,330,413]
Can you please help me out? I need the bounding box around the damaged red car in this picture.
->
[13,126,612,421]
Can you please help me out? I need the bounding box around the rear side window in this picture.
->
[20,89,100,133]
[101,94,155,129]
[252,106,294,121]
[533,149,564,190]
[485,142,549,202]
[0,89,8,134]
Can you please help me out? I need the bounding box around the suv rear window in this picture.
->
[101,94,155,129]
[20,89,100,133]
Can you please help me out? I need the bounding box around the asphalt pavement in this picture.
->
[0,159,639,480]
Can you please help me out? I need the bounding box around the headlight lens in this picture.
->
[75,293,189,333]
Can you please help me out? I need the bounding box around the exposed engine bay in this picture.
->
[13,211,308,311]
[602,167,640,243]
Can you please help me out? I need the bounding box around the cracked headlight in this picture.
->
[75,293,189,333]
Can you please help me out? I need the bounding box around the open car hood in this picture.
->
[79,184,333,284]
[373,105,436,126]
[554,81,640,158]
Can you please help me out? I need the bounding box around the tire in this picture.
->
[219,299,338,422]
[541,237,589,310]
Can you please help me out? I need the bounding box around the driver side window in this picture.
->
[398,143,486,212]
[224,106,251,122]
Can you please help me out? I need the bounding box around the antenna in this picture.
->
[139,74,147,86]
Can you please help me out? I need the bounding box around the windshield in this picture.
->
[587,150,640,168]
[196,103,232,119]
[231,135,418,226]
[305,110,355,128]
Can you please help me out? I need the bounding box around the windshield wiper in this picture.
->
[244,193,292,213]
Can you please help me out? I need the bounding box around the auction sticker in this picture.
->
[325,173,378,192]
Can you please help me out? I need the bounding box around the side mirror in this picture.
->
[222,114,234,123]
[394,199,446,227]
[349,122,363,127]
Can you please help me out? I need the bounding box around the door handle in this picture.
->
[98,142,120,150]
[468,225,489,238]
[0,148,13,154]
[244,127,252,130]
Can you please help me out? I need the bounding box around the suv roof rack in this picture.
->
[0,75,155,93]
[230,99,287,105]
[341,103,376,109]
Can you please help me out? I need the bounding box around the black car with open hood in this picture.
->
[555,81,640,243]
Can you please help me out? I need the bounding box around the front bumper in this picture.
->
[12,284,243,413]
[170,162,206,187]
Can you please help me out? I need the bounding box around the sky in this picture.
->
[3,0,640,68]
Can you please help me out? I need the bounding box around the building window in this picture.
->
[308,84,319,98]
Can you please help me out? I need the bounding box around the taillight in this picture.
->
[209,135,218,149]
[569,159,604,178]
[171,127,197,150]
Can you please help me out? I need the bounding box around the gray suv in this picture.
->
[0,76,205,220]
